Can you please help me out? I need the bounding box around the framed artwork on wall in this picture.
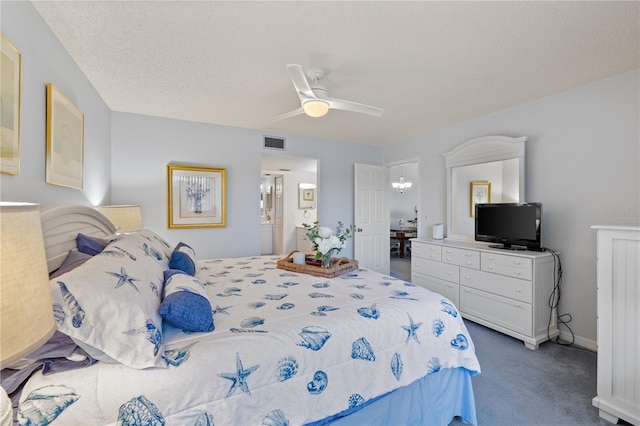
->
[470,181,491,217]
[1,34,22,175]
[46,83,84,189]
[298,183,316,209]
[168,164,227,228]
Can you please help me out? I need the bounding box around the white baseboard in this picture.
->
[559,330,598,352]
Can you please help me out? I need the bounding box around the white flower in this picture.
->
[302,221,355,259]
[318,227,334,239]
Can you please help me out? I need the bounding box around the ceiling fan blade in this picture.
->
[287,64,316,101]
[327,98,384,117]
[273,106,305,122]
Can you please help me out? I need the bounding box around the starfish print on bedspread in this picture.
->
[106,267,140,292]
[402,313,423,344]
[218,353,259,397]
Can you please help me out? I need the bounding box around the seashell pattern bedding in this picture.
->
[19,255,480,425]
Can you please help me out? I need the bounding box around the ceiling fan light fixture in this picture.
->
[302,99,330,118]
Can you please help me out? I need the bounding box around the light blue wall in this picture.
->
[0,1,111,206]
[4,0,638,349]
[110,112,382,259]
[383,69,640,347]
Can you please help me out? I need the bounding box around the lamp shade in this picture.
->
[0,202,56,367]
[97,205,143,233]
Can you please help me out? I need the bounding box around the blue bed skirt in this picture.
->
[307,367,477,426]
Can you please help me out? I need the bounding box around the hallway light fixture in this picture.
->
[392,167,412,193]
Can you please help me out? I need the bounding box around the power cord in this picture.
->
[544,248,574,346]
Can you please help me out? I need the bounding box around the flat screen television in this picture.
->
[474,202,542,250]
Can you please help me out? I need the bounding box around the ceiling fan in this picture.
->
[274,64,384,121]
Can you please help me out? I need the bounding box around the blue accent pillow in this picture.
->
[77,233,110,256]
[169,242,197,276]
[159,270,214,332]
[50,250,93,279]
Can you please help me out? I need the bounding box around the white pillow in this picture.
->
[50,230,170,369]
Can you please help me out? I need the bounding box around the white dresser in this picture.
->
[591,226,639,426]
[411,238,558,350]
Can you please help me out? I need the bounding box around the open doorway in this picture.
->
[261,154,318,256]
[389,162,418,281]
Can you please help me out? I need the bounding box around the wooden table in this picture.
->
[391,227,417,258]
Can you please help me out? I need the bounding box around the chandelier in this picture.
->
[392,167,412,193]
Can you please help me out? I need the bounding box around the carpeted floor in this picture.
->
[450,320,626,426]
[389,254,411,282]
[390,254,625,426]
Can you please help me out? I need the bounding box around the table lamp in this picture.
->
[97,205,143,233]
[1,202,57,422]
[0,202,56,368]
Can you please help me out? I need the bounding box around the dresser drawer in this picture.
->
[460,268,532,303]
[442,247,480,270]
[460,286,533,337]
[412,257,459,284]
[412,242,442,262]
[481,253,532,280]
[412,272,459,307]
[482,252,532,270]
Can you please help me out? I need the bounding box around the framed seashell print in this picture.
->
[46,83,84,189]
[1,34,22,175]
[167,164,227,228]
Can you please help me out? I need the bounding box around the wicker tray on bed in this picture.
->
[276,250,359,278]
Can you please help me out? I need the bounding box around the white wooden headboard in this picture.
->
[40,205,117,273]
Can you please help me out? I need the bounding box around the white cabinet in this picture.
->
[261,224,273,255]
[412,238,557,350]
[296,227,314,254]
[591,226,640,426]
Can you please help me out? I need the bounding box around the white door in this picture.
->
[274,176,284,255]
[354,163,389,274]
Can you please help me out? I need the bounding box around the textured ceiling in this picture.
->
[33,1,639,147]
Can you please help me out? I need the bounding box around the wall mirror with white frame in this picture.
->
[444,135,526,241]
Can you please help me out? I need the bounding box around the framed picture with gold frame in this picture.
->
[46,83,84,189]
[298,183,316,209]
[168,164,226,228]
[470,181,491,217]
[1,34,22,175]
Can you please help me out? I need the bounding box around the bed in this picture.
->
[11,205,480,425]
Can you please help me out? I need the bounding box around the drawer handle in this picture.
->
[465,253,472,257]
[447,272,452,276]
[514,261,521,265]
[515,303,522,308]
[465,261,472,265]
[515,288,522,293]
[464,275,470,280]
[514,271,521,276]
[487,256,494,260]
[465,289,471,293]
[487,266,493,270]
[446,257,452,261]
